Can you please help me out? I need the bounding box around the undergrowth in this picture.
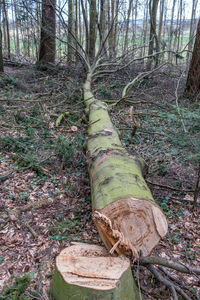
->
[0,274,37,300]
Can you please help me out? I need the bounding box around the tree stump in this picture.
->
[50,243,138,300]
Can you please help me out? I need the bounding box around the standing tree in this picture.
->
[0,0,3,72]
[0,25,3,72]
[2,0,10,59]
[67,0,74,63]
[123,0,133,53]
[38,0,56,64]
[185,19,200,99]
[88,0,97,62]
[147,0,159,69]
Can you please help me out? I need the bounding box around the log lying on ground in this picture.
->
[50,73,168,300]
[84,73,168,258]
[50,243,138,300]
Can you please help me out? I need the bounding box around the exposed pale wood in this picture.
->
[50,243,138,300]
[84,73,168,258]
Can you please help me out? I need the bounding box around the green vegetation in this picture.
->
[55,135,75,164]
[0,274,36,300]
[49,216,83,242]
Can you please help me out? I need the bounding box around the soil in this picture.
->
[0,62,199,300]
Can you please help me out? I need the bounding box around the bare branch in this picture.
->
[140,256,200,275]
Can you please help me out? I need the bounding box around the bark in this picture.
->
[80,0,89,55]
[11,0,16,53]
[142,0,149,58]
[67,0,74,63]
[147,0,159,69]
[89,0,97,61]
[132,0,137,48]
[13,0,19,54]
[50,243,138,300]
[158,0,164,50]
[2,0,10,59]
[168,0,176,62]
[75,0,78,56]
[185,19,200,98]
[38,0,56,63]
[123,0,133,53]
[113,0,119,57]
[99,0,107,56]
[83,73,168,258]
[175,0,182,65]
[0,25,3,72]
[187,0,198,63]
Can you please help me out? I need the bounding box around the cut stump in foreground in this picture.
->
[84,73,168,258]
[50,243,138,300]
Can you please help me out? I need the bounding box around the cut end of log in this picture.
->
[50,243,139,300]
[93,197,168,258]
[55,243,130,290]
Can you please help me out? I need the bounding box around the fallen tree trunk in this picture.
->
[50,72,168,300]
[50,243,138,300]
[84,72,168,258]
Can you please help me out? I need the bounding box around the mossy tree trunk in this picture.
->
[50,71,167,300]
[84,72,168,258]
[50,243,138,300]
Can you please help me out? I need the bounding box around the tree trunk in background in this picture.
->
[38,0,56,64]
[80,0,89,56]
[168,0,176,62]
[113,0,119,58]
[0,25,4,72]
[25,0,30,57]
[147,0,159,69]
[89,0,96,62]
[107,0,116,58]
[187,0,198,63]
[99,0,107,56]
[180,2,186,49]
[176,0,182,65]
[78,0,82,46]
[142,0,149,58]
[132,0,137,48]
[0,1,3,72]
[75,0,79,57]
[2,0,10,59]
[67,0,73,63]
[123,0,133,53]
[185,19,200,99]
[158,0,164,52]
[11,0,16,54]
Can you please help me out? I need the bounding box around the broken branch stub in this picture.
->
[84,73,168,258]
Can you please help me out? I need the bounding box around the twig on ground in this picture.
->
[158,265,189,288]
[122,63,167,98]
[0,171,14,182]
[140,256,200,275]
[146,180,195,193]
[147,265,192,300]
[26,223,38,238]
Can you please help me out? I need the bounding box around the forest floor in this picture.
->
[0,62,199,300]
